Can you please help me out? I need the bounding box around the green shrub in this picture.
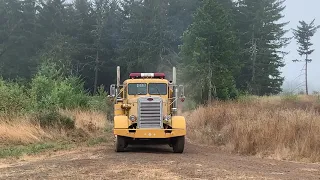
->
[51,77,89,109]
[0,79,30,115]
[30,75,57,111]
[36,111,75,130]
[30,62,90,111]
[88,85,109,112]
[0,62,108,117]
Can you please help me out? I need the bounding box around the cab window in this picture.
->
[148,83,167,95]
[128,83,147,95]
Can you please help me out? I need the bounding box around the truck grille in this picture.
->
[138,97,163,129]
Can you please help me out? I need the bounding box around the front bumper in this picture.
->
[114,129,186,139]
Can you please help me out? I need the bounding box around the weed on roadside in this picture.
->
[86,137,107,146]
[0,142,73,159]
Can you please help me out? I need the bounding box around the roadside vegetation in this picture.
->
[0,62,112,158]
[186,94,320,163]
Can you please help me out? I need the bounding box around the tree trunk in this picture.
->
[94,50,99,94]
[250,28,257,95]
[208,56,213,103]
[305,54,308,95]
[208,69,212,103]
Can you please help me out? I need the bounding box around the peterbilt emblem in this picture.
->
[147,98,153,101]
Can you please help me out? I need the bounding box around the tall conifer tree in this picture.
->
[235,0,290,95]
[180,0,240,102]
[292,19,320,95]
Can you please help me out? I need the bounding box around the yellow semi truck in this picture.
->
[108,66,186,153]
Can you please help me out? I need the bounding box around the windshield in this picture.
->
[128,83,147,95]
[148,83,167,95]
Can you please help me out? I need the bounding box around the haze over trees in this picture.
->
[0,0,313,103]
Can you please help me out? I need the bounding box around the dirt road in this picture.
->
[0,140,319,180]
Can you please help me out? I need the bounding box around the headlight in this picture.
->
[129,115,136,122]
[163,115,171,121]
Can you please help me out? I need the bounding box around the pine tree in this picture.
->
[37,0,69,37]
[69,0,96,76]
[117,0,170,74]
[33,0,77,77]
[292,19,320,95]
[117,0,200,78]
[89,0,123,93]
[95,0,123,89]
[235,0,290,95]
[0,0,23,68]
[0,0,40,79]
[180,0,240,103]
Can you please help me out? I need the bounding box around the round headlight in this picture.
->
[129,115,136,122]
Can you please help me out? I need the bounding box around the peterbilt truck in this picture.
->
[108,66,186,153]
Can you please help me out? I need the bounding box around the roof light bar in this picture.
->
[141,73,154,77]
[129,73,165,79]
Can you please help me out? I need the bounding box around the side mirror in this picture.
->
[108,84,116,98]
[180,95,186,102]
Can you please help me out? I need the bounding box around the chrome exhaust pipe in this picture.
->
[117,66,120,93]
[172,67,178,115]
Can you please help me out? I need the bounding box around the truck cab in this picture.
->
[109,67,186,153]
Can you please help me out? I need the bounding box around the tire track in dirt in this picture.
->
[0,141,319,180]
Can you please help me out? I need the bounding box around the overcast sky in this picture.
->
[281,0,320,93]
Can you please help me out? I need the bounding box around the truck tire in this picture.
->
[115,135,127,152]
[172,136,185,153]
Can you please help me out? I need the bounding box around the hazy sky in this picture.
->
[281,0,320,93]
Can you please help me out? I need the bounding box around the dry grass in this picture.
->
[0,110,110,145]
[60,109,108,134]
[0,116,51,145]
[187,95,320,162]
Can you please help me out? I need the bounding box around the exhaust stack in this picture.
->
[172,67,178,115]
[117,66,120,93]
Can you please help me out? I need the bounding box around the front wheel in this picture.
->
[172,136,185,153]
[115,135,127,152]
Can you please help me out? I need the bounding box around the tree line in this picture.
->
[0,0,317,103]
[0,0,199,92]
